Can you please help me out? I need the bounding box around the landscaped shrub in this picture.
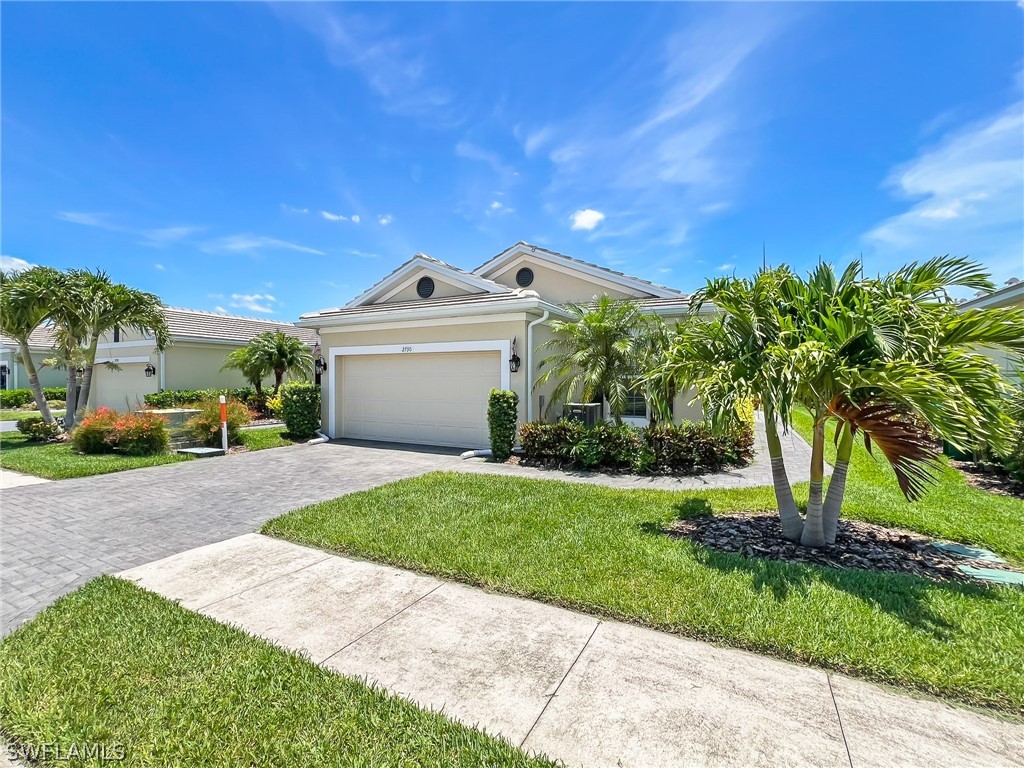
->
[0,389,34,409]
[187,398,251,447]
[999,387,1024,483]
[265,393,284,419]
[42,387,67,402]
[519,418,755,475]
[487,389,518,462]
[280,381,320,438]
[71,408,120,454]
[110,411,170,456]
[15,416,61,442]
[144,387,257,409]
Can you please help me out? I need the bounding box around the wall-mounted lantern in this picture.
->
[144,363,157,378]
[314,356,326,376]
[509,337,521,374]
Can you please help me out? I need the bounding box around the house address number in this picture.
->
[401,346,413,352]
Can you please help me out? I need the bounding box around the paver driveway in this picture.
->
[0,441,460,635]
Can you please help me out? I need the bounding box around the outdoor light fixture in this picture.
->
[508,337,521,373]
[144,363,157,378]
[314,355,326,376]
[75,366,84,376]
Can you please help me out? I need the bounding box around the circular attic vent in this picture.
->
[416,276,435,299]
[515,267,535,287]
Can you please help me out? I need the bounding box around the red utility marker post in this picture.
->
[219,395,228,452]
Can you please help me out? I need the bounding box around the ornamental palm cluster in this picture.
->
[656,256,1024,547]
[220,331,313,397]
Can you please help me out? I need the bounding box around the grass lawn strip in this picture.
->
[238,428,304,452]
[265,437,1024,713]
[0,432,190,479]
[0,409,65,422]
[0,577,554,768]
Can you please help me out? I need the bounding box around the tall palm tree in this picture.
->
[251,331,313,395]
[661,257,1024,547]
[0,267,62,424]
[535,296,655,424]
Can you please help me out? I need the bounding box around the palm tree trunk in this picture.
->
[273,368,284,395]
[76,337,101,422]
[764,409,803,541]
[823,421,854,544]
[800,414,827,547]
[63,365,79,431]
[18,341,53,424]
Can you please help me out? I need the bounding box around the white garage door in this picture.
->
[340,352,500,448]
[89,362,158,412]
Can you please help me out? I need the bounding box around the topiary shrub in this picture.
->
[187,399,250,447]
[280,382,320,438]
[16,416,61,442]
[110,411,169,456]
[486,389,519,462]
[71,409,120,454]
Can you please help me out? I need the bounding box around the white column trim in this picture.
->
[326,339,512,438]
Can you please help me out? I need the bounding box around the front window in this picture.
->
[623,391,647,419]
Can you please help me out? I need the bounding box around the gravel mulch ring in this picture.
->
[667,511,1021,585]
[949,460,1024,500]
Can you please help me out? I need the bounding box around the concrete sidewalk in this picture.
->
[119,534,1023,768]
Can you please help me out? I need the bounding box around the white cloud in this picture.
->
[0,255,35,272]
[455,141,518,184]
[56,211,117,228]
[281,204,309,215]
[321,211,349,222]
[154,263,165,271]
[377,213,394,226]
[717,263,735,271]
[351,214,360,224]
[229,293,278,314]
[522,126,554,158]
[139,226,202,247]
[657,267,672,274]
[214,306,228,314]
[570,209,606,231]
[864,99,1024,284]
[348,249,379,259]
[202,235,325,256]
[487,200,515,216]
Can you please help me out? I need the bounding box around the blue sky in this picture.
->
[2,2,1022,319]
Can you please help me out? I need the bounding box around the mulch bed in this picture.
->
[949,460,1024,500]
[666,512,1018,585]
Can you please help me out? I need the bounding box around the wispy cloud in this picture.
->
[139,226,203,247]
[717,263,735,271]
[154,263,165,271]
[56,211,122,230]
[272,5,455,123]
[864,98,1024,284]
[281,204,309,215]
[229,292,278,314]
[455,141,518,184]
[0,255,35,272]
[201,234,326,256]
[321,210,359,223]
[57,212,203,248]
[570,209,606,231]
[487,200,514,216]
[348,248,379,259]
[377,213,394,226]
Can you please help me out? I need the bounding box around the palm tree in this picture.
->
[0,267,62,424]
[535,296,656,424]
[49,270,170,431]
[250,331,313,395]
[661,257,1024,547]
[221,344,271,396]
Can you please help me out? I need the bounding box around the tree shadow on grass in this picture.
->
[638,497,999,639]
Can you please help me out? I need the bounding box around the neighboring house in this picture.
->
[88,308,319,411]
[0,326,66,391]
[959,278,1023,381]
[297,241,704,449]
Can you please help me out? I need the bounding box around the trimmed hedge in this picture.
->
[281,382,320,438]
[144,388,257,409]
[487,389,518,462]
[519,419,754,475]
[0,387,68,409]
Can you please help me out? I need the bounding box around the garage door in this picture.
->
[340,352,500,448]
[89,362,158,412]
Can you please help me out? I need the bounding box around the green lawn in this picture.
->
[239,427,304,452]
[265,422,1024,713]
[0,432,189,479]
[0,577,552,768]
[0,409,65,421]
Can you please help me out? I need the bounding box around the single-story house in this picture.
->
[1,308,318,410]
[88,308,319,410]
[0,326,67,391]
[959,278,1023,381]
[297,241,704,449]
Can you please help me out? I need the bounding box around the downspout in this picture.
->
[159,350,166,391]
[526,310,550,422]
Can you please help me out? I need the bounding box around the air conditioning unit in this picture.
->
[563,402,603,428]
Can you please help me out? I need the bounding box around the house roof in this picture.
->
[162,308,319,345]
[958,279,1024,310]
[474,242,686,300]
[344,253,511,308]
[1,309,318,350]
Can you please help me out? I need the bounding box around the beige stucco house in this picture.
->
[0,326,67,392]
[297,242,703,449]
[959,278,1023,381]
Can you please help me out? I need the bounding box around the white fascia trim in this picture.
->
[96,355,152,365]
[345,257,508,309]
[318,312,534,335]
[327,339,511,438]
[96,339,158,350]
[372,271,502,305]
[299,297,570,330]
[474,244,682,299]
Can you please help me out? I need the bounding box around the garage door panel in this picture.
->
[339,352,499,449]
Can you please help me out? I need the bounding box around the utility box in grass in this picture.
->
[564,402,603,428]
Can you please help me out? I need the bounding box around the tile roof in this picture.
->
[0,325,58,348]
[345,252,511,308]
